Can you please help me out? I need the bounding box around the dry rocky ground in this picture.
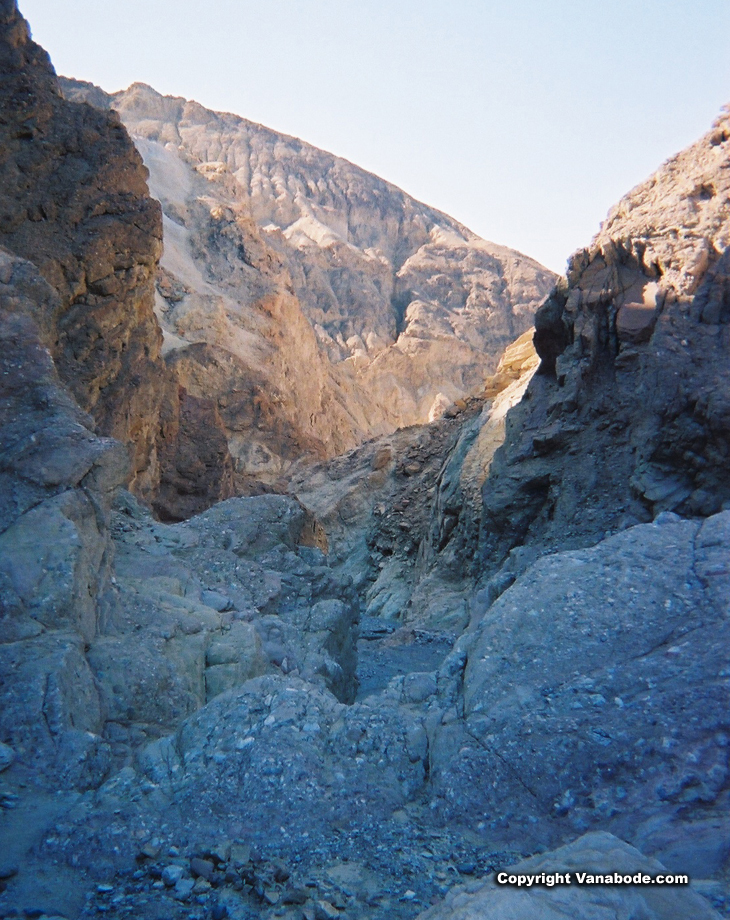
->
[0,3,729,920]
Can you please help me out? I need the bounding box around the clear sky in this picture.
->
[17,0,730,273]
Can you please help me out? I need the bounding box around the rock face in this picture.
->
[0,3,242,521]
[418,832,721,920]
[292,330,540,633]
[0,3,172,501]
[481,104,730,577]
[0,249,129,790]
[61,77,555,487]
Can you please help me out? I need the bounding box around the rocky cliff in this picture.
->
[0,0,238,520]
[0,3,168,500]
[0,4,728,919]
[480,104,730,579]
[61,77,555,490]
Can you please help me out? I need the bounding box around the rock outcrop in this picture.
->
[0,3,172,501]
[61,77,555,488]
[292,330,540,633]
[481,104,730,577]
[0,249,128,791]
[417,832,721,920]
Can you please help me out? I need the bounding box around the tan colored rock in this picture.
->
[0,6,176,502]
[61,77,555,487]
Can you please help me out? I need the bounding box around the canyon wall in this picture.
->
[62,77,555,491]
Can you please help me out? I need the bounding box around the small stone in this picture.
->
[193,877,212,893]
[173,877,195,900]
[0,742,15,773]
[282,886,308,905]
[207,841,232,864]
[96,884,114,893]
[190,857,215,881]
[315,899,340,920]
[201,590,233,612]
[456,862,476,875]
[137,843,160,860]
[211,904,228,920]
[401,890,416,901]
[271,859,290,883]
[263,887,280,905]
[229,843,251,865]
[162,864,185,887]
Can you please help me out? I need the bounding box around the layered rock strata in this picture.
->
[61,77,555,487]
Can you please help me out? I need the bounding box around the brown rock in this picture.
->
[0,2,173,502]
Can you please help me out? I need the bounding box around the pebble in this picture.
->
[0,742,15,773]
[315,899,340,919]
[173,877,195,900]
[137,843,160,860]
[161,864,184,887]
[190,857,215,881]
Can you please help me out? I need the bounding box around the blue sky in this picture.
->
[18,0,730,273]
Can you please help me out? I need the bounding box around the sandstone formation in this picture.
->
[61,77,555,488]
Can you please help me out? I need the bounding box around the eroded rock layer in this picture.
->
[61,77,555,487]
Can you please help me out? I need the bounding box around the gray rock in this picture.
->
[431,512,730,856]
[201,590,233,612]
[173,876,195,900]
[0,742,14,773]
[162,864,185,887]
[416,832,721,920]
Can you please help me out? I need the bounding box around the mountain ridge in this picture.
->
[60,76,555,507]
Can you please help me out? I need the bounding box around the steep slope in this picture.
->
[0,3,169,501]
[61,78,555,487]
[0,0,239,519]
[480,103,730,578]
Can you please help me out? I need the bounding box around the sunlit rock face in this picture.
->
[62,77,555,488]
